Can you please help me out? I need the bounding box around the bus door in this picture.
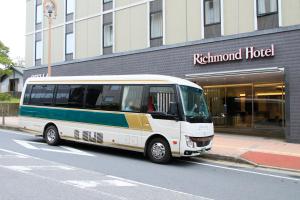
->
[145,85,181,154]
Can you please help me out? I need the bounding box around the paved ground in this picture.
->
[4,116,300,171]
[0,129,299,200]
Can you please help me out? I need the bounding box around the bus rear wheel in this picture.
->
[147,138,172,164]
[44,125,60,146]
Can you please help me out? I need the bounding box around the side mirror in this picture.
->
[169,102,178,116]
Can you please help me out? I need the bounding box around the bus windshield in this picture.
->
[179,85,211,123]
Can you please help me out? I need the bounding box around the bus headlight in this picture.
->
[185,136,195,148]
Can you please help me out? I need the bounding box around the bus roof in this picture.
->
[26,74,202,89]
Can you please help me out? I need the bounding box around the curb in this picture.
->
[200,152,300,173]
[200,153,258,166]
[0,125,25,133]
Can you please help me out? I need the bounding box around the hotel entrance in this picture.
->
[187,67,285,137]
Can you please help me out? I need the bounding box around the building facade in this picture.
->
[24,0,300,142]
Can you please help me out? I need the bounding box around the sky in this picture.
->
[0,0,26,62]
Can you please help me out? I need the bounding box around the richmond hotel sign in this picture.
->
[193,44,275,65]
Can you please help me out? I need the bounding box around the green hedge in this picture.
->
[0,93,12,101]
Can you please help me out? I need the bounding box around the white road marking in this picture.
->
[107,175,214,200]
[2,165,76,173]
[62,180,136,189]
[102,180,137,187]
[14,140,94,157]
[0,165,127,200]
[0,154,28,158]
[184,160,300,182]
[14,139,39,150]
[0,148,30,158]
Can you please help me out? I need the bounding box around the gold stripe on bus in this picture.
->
[125,113,152,132]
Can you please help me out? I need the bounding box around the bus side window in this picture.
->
[121,86,143,112]
[23,85,32,105]
[94,85,122,111]
[85,85,103,109]
[29,84,55,106]
[68,85,85,108]
[55,85,70,107]
[55,85,85,108]
[148,86,176,114]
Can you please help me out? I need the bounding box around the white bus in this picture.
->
[19,75,214,163]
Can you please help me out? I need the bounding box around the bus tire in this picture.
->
[147,137,172,164]
[44,125,60,146]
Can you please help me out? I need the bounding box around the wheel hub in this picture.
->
[151,143,166,160]
[47,129,56,143]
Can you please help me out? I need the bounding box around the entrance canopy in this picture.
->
[185,67,284,85]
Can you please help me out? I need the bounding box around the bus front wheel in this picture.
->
[44,125,60,146]
[147,138,172,164]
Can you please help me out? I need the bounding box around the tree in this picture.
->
[0,40,14,76]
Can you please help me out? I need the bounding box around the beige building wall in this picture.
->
[281,0,300,26]
[165,0,187,45]
[187,0,202,41]
[26,0,35,34]
[115,0,142,8]
[76,21,88,59]
[25,35,34,68]
[223,0,255,36]
[76,0,102,20]
[165,0,202,45]
[115,4,148,52]
[76,16,102,59]
[43,27,64,64]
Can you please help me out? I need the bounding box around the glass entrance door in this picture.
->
[203,82,285,137]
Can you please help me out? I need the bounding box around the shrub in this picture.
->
[0,93,12,101]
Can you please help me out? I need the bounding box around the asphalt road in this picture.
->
[0,129,299,200]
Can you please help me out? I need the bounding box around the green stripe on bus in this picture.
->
[19,106,129,128]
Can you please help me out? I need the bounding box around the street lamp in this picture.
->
[43,0,57,77]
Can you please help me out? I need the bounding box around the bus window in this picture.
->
[96,85,122,111]
[55,85,70,106]
[121,86,143,112]
[23,85,32,105]
[55,85,85,108]
[68,85,85,108]
[85,85,103,109]
[29,84,55,106]
[148,86,176,114]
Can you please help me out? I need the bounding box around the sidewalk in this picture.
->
[2,117,300,172]
[204,133,300,172]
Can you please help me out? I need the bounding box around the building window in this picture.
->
[150,0,163,47]
[257,0,278,15]
[103,23,113,50]
[35,0,43,30]
[66,0,75,14]
[150,12,163,39]
[257,0,278,30]
[102,12,113,55]
[103,23,113,48]
[35,40,42,66]
[204,0,221,38]
[204,0,220,25]
[103,0,113,11]
[65,32,74,61]
[36,4,43,24]
[66,0,75,21]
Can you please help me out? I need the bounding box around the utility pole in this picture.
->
[43,0,57,77]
